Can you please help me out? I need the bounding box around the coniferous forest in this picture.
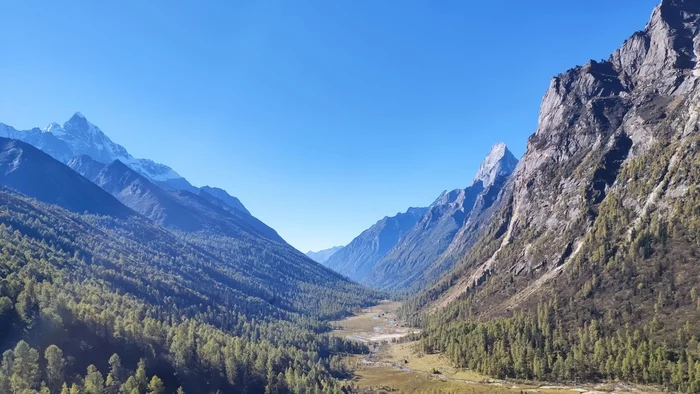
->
[0,189,380,393]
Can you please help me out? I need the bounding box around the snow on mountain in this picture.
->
[0,112,249,214]
[3,112,183,183]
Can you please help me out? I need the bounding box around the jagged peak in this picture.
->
[473,143,518,188]
[607,0,700,82]
[42,122,62,133]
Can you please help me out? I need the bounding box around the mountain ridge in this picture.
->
[361,143,518,291]
[69,156,284,242]
[0,137,133,218]
[323,206,429,282]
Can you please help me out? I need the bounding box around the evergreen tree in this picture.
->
[84,365,104,394]
[146,376,165,394]
[44,345,66,394]
[12,340,40,392]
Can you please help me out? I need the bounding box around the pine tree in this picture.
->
[134,359,148,392]
[120,376,138,394]
[147,376,165,394]
[84,365,104,394]
[44,345,66,393]
[105,353,123,392]
[12,340,39,392]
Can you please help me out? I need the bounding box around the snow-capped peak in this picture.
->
[473,143,518,187]
[64,112,101,136]
[43,122,61,131]
[31,112,183,182]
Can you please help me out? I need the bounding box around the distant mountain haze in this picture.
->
[305,246,344,263]
[323,143,518,290]
[366,143,518,291]
[323,207,429,282]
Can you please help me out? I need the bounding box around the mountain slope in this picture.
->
[69,156,284,242]
[0,137,132,217]
[408,1,700,390]
[365,143,518,291]
[200,186,249,214]
[306,246,344,264]
[323,207,428,282]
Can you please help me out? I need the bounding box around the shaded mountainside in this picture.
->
[407,0,700,391]
[364,143,518,291]
[0,135,378,318]
[200,186,250,215]
[69,156,283,242]
[306,246,344,264]
[0,138,132,218]
[323,207,428,282]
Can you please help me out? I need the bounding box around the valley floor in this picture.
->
[332,302,663,394]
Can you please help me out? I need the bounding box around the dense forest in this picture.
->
[0,189,381,393]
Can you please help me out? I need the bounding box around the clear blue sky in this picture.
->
[1,0,658,252]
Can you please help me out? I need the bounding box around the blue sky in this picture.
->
[1,0,658,252]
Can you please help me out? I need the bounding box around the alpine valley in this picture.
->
[0,118,383,393]
[1,0,700,393]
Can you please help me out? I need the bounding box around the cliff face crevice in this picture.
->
[586,132,634,208]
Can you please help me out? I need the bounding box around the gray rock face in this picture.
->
[429,0,700,312]
[306,246,344,264]
[323,207,429,282]
[506,0,700,244]
[67,155,106,181]
[473,143,519,187]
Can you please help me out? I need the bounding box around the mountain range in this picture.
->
[324,143,518,291]
[0,112,247,213]
[323,207,429,282]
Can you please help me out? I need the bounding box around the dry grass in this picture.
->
[381,342,493,382]
[352,366,512,394]
[331,300,416,341]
